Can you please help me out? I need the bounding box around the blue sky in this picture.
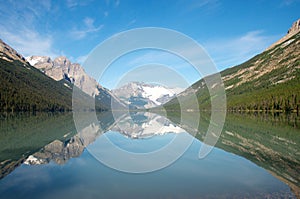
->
[0,0,299,89]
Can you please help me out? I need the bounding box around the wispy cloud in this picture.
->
[70,17,103,39]
[0,1,58,58]
[76,54,88,64]
[66,0,94,8]
[115,0,120,7]
[128,19,136,26]
[181,0,221,14]
[203,30,279,69]
[115,30,279,75]
[280,0,300,6]
[0,26,58,58]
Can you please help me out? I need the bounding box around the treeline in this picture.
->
[227,73,300,112]
[0,88,70,112]
[228,94,299,112]
[0,58,72,112]
[0,58,111,113]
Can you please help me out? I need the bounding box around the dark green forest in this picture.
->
[0,57,110,112]
[0,58,73,112]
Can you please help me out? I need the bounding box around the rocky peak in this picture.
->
[27,55,51,66]
[0,39,27,64]
[27,55,101,96]
[287,19,300,35]
[267,18,300,50]
[53,56,71,68]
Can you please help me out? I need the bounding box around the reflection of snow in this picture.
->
[112,112,185,139]
[24,155,46,165]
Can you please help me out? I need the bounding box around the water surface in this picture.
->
[0,112,298,198]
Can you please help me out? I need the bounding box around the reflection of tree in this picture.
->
[167,112,300,198]
[0,113,76,179]
[0,111,117,179]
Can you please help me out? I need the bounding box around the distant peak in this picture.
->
[26,56,51,66]
[54,56,71,67]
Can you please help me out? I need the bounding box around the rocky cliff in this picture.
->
[27,56,102,97]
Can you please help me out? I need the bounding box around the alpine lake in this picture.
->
[0,111,299,199]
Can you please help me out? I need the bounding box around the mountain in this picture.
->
[0,39,73,112]
[112,82,183,109]
[164,19,300,112]
[0,39,112,112]
[27,55,125,110]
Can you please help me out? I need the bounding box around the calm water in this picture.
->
[0,112,299,199]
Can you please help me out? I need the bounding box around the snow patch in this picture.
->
[64,83,71,89]
[26,56,45,66]
[281,39,295,48]
[142,86,183,105]
[1,56,12,62]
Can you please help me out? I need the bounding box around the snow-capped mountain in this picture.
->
[112,82,184,109]
[27,55,125,109]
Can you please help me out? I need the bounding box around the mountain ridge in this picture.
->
[27,55,126,110]
[164,19,300,112]
[112,82,183,109]
[0,39,110,112]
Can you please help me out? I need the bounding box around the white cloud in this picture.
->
[128,19,136,26]
[71,17,103,40]
[115,0,120,7]
[0,1,59,58]
[0,26,58,58]
[66,0,94,8]
[203,30,279,69]
[117,30,280,76]
[280,0,300,6]
[76,54,88,64]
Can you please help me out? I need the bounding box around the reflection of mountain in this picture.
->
[23,111,118,166]
[111,112,184,139]
[0,111,118,177]
[2,111,299,198]
[167,112,300,198]
[24,112,185,165]
[0,113,77,179]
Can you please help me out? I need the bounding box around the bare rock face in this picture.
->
[27,55,101,97]
[0,39,27,64]
[287,19,300,35]
[267,18,300,50]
